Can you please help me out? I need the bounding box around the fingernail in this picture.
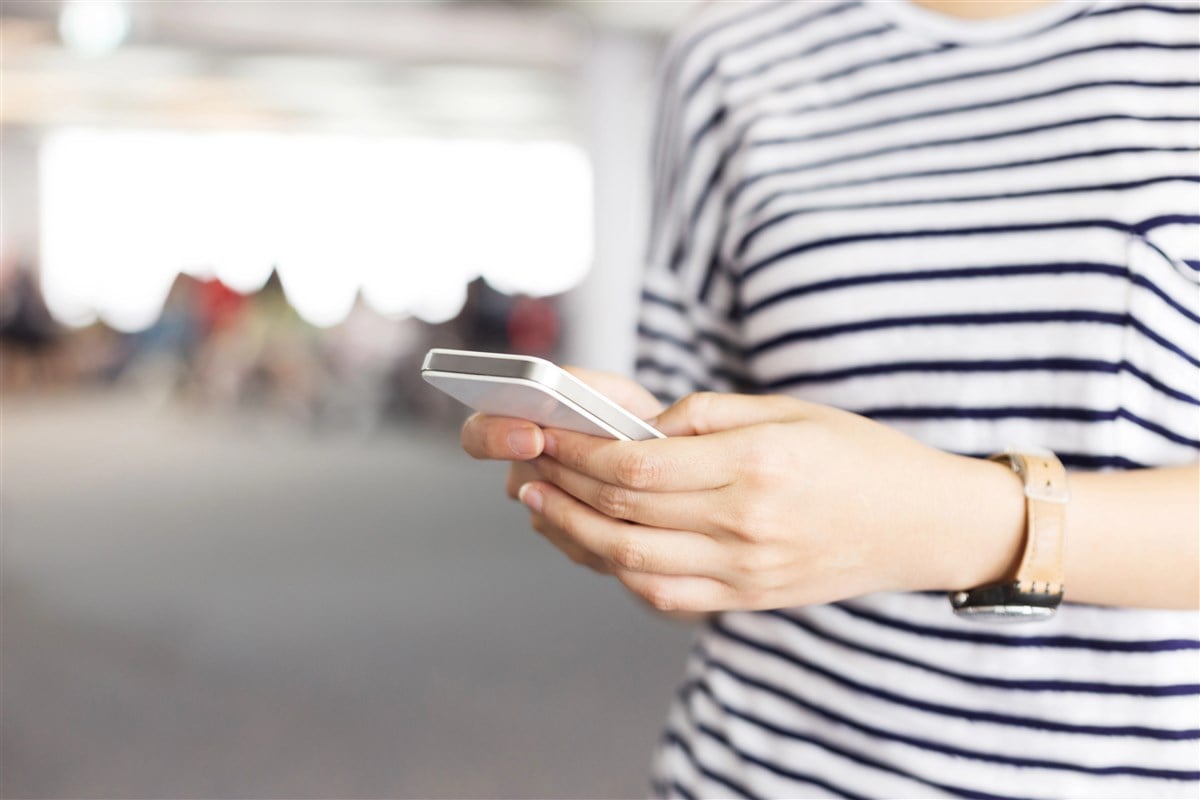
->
[542,431,558,457]
[517,483,544,512]
[508,428,540,458]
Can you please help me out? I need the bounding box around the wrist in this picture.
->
[927,453,1027,592]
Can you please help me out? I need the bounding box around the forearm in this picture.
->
[1064,465,1199,609]
[946,460,1200,610]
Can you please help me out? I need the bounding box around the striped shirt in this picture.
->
[636,1,1200,797]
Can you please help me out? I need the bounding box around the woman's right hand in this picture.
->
[459,366,665,574]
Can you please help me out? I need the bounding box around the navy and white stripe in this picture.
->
[639,1,1200,796]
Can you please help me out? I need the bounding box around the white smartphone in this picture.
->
[421,348,664,441]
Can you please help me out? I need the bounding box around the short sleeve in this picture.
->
[635,4,768,404]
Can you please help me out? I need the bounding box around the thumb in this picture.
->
[651,392,805,436]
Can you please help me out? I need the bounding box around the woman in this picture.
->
[463,1,1200,796]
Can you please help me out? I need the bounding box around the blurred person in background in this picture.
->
[462,0,1200,797]
[323,293,422,432]
[174,275,249,409]
[239,270,325,424]
[189,270,325,422]
[0,256,63,389]
[122,273,202,396]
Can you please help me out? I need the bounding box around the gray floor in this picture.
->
[1,391,696,798]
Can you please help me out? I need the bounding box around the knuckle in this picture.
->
[675,391,703,413]
[680,391,717,430]
[612,535,650,572]
[558,439,588,472]
[744,426,780,470]
[545,493,574,530]
[728,502,770,543]
[734,587,767,610]
[595,482,634,519]
[733,545,776,579]
[615,450,659,489]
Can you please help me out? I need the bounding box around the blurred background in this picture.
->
[0,1,703,796]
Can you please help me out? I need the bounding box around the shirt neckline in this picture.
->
[867,0,1097,45]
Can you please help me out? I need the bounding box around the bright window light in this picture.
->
[39,129,592,331]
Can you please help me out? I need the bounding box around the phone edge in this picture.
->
[422,349,664,441]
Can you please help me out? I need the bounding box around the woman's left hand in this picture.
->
[517,392,1026,613]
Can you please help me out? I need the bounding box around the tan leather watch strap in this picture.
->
[988,449,1069,595]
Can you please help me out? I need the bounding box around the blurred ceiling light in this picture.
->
[40,129,592,331]
[411,281,468,326]
[58,0,132,56]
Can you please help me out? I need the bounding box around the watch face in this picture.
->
[953,604,1057,622]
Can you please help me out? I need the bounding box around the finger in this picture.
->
[527,511,611,574]
[532,455,728,535]
[542,428,739,491]
[613,570,736,613]
[461,413,544,460]
[561,366,665,420]
[506,461,540,500]
[652,391,808,437]
[518,482,727,578]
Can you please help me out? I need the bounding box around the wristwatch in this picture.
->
[949,448,1069,622]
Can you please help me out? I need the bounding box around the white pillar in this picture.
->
[0,127,42,263]
[563,29,659,376]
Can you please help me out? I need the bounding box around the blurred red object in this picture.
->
[197,278,245,334]
[506,297,559,356]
